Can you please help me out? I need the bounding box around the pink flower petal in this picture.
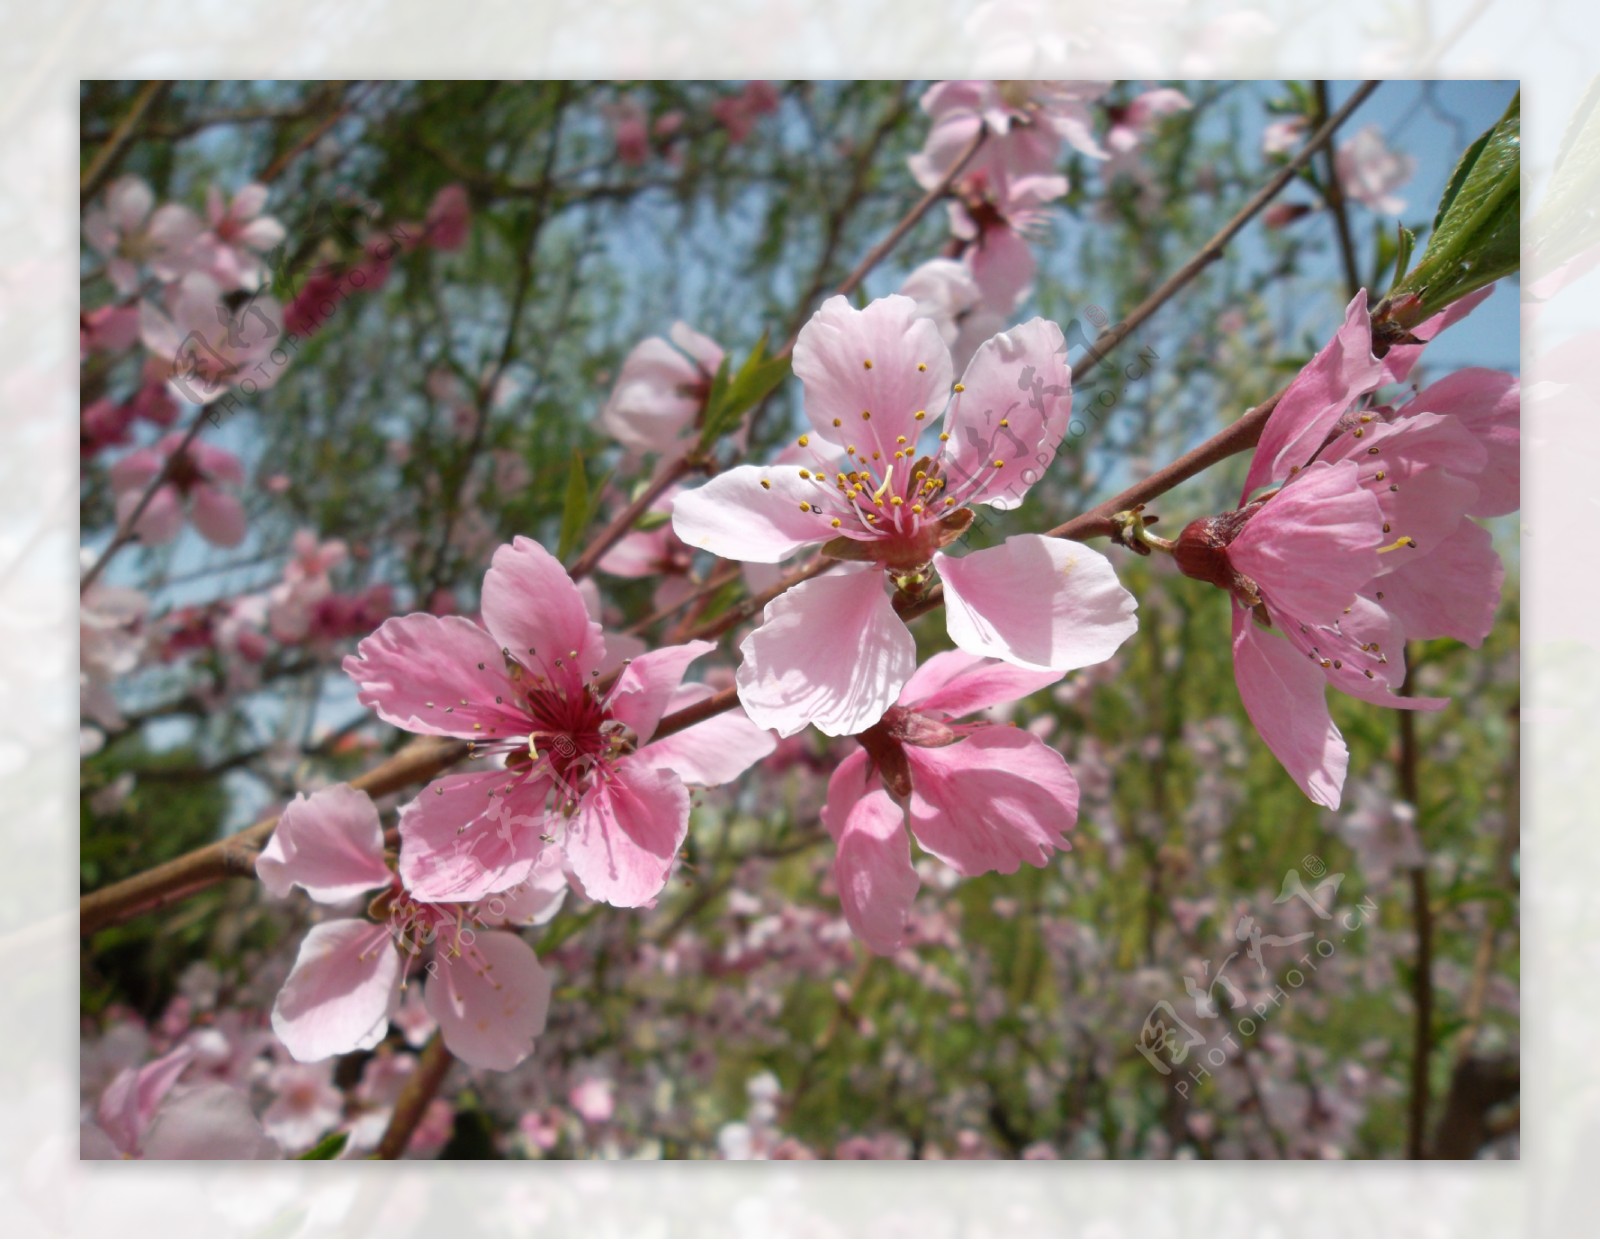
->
[271,920,402,1062]
[938,318,1070,510]
[821,748,874,841]
[634,683,777,786]
[189,483,248,547]
[118,484,184,546]
[671,463,837,564]
[608,639,713,743]
[831,784,918,956]
[904,728,1078,875]
[1229,461,1383,622]
[487,848,569,927]
[791,294,954,455]
[563,756,689,907]
[140,1084,278,1159]
[1243,290,1384,497]
[1404,368,1520,517]
[480,537,607,688]
[1231,609,1348,809]
[398,769,549,902]
[425,930,551,1071]
[1378,286,1495,385]
[734,565,915,737]
[899,649,1063,717]
[256,784,393,903]
[344,613,529,740]
[97,1044,196,1154]
[1367,519,1503,647]
[937,535,1138,672]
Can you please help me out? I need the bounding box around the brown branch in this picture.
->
[81,80,170,207]
[80,403,211,595]
[375,1032,453,1159]
[79,737,465,936]
[567,452,699,583]
[1072,80,1379,383]
[1313,81,1363,299]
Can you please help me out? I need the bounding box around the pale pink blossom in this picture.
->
[80,302,141,355]
[596,486,698,614]
[1335,126,1416,215]
[139,270,287,406]
[83,175,203,295]
[1174,290,1517,807]
[257,783,557,1071]
[80,566,147,751]
[711,81,781,144]
[1262,116,1309,157]
[568,1073,615,1124]
[195,183,286,291]
[599,323,724,454]
[107,432,249,547]
[909,80,1110,202]
[261,1060,343,1151]
[672,294,1138,737]
[1102,87,1191,184]
[80,1044,277,1159]
[820,650,1080,954]
[344,537,775,906]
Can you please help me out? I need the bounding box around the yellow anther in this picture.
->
[798,434,810,447]
[999,419,1010,428]
[760,479,771,489]
[831,518,842,528]
[799,501,812,513]
[944,497,956,506]
[1377,535,1417,553]
[832,417,842,427]
[890,496,904,506]
[953,382,966,393]
[863,359,873,370]
[798,468,811,479]
[912,503,924,514]
[939,432,950,442]
[917,362,927,372]
[993,459,1005,468]
[896,435,907,445]
[915,410,926,420]
[862,410,872,420]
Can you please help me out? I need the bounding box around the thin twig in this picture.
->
[80,80,170,206]
[80,403,211,595]
[1313,81,1363,299]
[375,1032,453,1159]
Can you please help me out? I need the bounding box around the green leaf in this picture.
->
[298,1130,350,1160]
[1390,92,1519,324]
[556,449,590,561]
[697,333,792,449]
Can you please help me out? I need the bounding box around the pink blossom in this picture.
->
[1102,87,1191,184]
[606,99,652,166]
[195,183,287,292]
[1174,290,1517,807]
[596,486,699,614]
[107,432,249,547]
[424,182,471,252]
[711,81,781,144]
[599,323,724,454]
[1262,115,1309,157]
[80,573,147,753]
[672,294,1139,737]
[257,783,557,1071]
[80,303,141,355]
[344,537,775,907]
[908,80,1110,203]
[568,1073,615,1124]
[81,1044,277,1159]
[261,1060,343,1151]
[1335,126,1416,215]
[83,175,203,295]
[820,650,1080,954]
[139,270,287,406]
